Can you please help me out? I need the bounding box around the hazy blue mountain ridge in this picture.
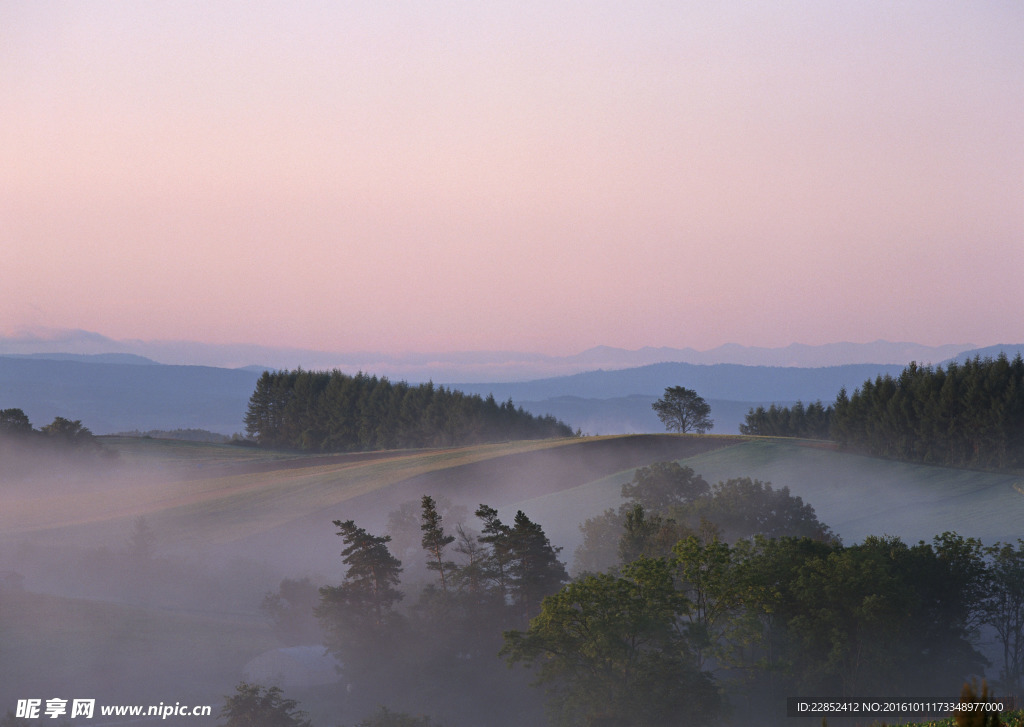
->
[450,362,909,403]
[0,356,259,435]
[3,342,1021,437]
[945,344,1024,365]
[0,328,975,380]
[0,356,898,437]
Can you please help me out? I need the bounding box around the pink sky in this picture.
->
[3,2,1022,355]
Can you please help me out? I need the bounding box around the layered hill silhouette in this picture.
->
[2,342,1022,436]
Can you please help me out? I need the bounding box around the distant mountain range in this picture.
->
[0,327,988,381]
[0,357,259,436]
[3,340,1023,437]
[452,362,914,436]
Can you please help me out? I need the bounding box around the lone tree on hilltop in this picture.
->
[652,386,713,434]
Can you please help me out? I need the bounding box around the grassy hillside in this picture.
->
[2,434,737,579]
[682,438,1024,545]
[10,434,1022,570]
[503,438,1024,564]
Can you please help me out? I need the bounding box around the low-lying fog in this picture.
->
[3,435,1022,726]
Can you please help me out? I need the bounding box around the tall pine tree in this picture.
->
[420,495,457,594]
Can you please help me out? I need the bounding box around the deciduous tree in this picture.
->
[40,416,95,447]
[501,557,719,727]
[621,461,710,511]
[0,408,31,436]
[651,386,713,434]
[984,539,1024,693]
[684,477,836,543]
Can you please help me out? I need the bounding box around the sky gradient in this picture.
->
[3,1,1022,356]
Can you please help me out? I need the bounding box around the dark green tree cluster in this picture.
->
[568,463,1024,718]
[832,354,1024,468]
[0,408,98,447]
[244,370,572,451]
[687,476,836,543]
[218,686,446,727]
[529,525,1018,725]
[740,400,833,438]
[419,501,567,626]
[314,501,567,725]
[219,682,312,727]
[265,467,1024,726]
[985,540,1024,694]
[767,533,988,700]
[0,409,108,476]
[574,462,835,574]
[502,557,720,727]
[0,407,32,436]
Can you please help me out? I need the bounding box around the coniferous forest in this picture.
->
[742,354,1024,470]
[243,369,573,452]
[739,400,834,439]
[831,354,1024,468]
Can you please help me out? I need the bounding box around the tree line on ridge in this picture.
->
[243,369,573,452]
[741,354,1024,469]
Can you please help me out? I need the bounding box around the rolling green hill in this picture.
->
[8,434,1022,569]
[681,438,1024,545]
[2,434,736,574]
[500,438,1024,565]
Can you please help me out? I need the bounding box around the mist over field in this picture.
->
[0,435,722,723]
[3,424,1024,726]
[5,351,1024,725]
